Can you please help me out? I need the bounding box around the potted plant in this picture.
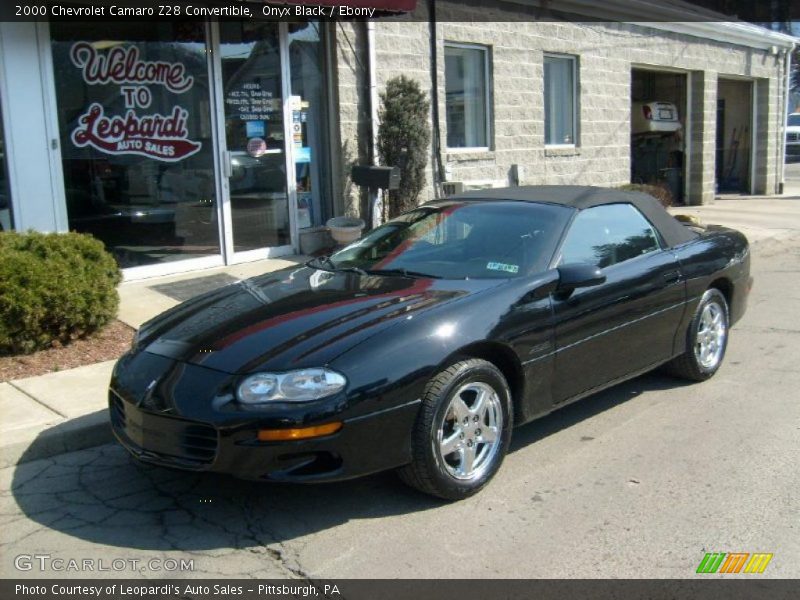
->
[326,216,366,246]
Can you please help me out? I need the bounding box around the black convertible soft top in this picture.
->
[449,185,697,248]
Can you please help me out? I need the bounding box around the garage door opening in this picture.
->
[716,79,754,194]
[631,68,688,205]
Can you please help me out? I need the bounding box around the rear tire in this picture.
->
[398,359,513,501]
[666,288,729,381]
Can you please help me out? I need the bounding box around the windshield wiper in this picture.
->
[366,268,442,279]
[306,256,367,276]
[335,266,368,275]
[306,255,336,271]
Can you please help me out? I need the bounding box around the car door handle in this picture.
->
[663,270,681,284]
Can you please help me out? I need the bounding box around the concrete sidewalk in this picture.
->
[2,195,799,468]
[0,255,305,468]
[0,362,117,468]
[118,255,306,328]
[669,191,800,245]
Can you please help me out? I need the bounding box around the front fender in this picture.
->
[330,274,557,423]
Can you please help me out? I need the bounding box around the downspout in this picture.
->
[367,21,379,166]
[428,0,445,198]
[366,20,383,225]
[779,45,793,195]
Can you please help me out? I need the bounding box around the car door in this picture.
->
[552,203,686,403]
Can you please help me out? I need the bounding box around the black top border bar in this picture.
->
[3,0,800,24]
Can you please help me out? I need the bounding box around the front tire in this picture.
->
[666,288,729,381]
[398,359,513,500]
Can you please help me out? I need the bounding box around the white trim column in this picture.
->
[279,22,300,255]
[0,22,67,232]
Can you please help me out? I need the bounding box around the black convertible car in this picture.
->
[110,186,751,500]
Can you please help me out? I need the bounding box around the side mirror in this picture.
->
[556,263,606,295]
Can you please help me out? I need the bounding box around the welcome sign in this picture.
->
[68,42,202,162]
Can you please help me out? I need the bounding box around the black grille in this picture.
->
[110,391,126,428]
[179,424,219,463]
[109,389,218,466]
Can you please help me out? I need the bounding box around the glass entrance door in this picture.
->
[216,22,294,260]
[289,22,330,231]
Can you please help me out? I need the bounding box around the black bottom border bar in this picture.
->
[3,579,799,600]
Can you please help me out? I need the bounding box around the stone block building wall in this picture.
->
[333,3,789,217]
[333,21,370,219]
[689,70,717,205]
[757,75,784,193]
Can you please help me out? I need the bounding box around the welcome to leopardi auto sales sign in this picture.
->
[69,42,202,162]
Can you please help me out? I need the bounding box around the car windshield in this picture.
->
[323,201,573,279]
[788,114,800,127]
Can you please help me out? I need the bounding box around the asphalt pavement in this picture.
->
[1,196,798,579]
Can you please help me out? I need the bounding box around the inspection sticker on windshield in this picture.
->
[486,262,519,274]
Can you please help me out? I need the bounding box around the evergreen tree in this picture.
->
[378,76,431,217]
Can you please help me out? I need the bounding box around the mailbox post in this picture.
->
[351,165,401,228]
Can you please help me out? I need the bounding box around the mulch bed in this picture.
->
[0,320,134,383]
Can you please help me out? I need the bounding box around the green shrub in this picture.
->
[0,231,121,355]
[618,183,673,208]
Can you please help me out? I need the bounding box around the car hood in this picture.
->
[139,266,500,374]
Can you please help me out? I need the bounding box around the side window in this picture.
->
[559,204,661,268]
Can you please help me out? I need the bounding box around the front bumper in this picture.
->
[110,390,420,483]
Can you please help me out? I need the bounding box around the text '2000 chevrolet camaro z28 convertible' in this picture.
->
[110,186,752,500]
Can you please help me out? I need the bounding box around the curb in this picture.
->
[1,409,114,469]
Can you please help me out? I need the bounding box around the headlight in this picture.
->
[237,369,347,404]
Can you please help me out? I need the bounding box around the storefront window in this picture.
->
[51,23,219,268]
[0,100,12,231]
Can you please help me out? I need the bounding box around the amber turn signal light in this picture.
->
[257,422,343,442]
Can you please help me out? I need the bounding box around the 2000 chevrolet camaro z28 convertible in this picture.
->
[111,186,752,500]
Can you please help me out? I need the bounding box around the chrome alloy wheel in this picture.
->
[694,301,727,369]
[435,382,503,481]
